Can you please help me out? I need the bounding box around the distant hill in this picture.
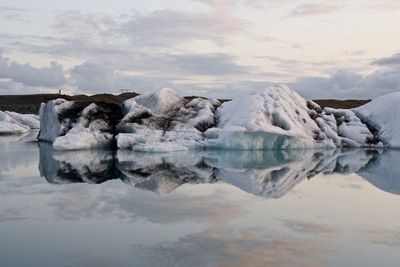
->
[0,93,139,114]
[313,99,370,109]
[0,93,370,114]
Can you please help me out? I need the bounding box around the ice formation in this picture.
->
[116,88,220,151]
[37,86,399,151]
[0,111,39,135]
[38,99,122,150]
[204,86,332,149]
[355,92,400,147]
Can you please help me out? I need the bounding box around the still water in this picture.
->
[1,135,400,267]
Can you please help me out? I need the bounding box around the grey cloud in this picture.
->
[53,8,246,48]
[110,52,253,76]
[2,8,246,59]
[165,53,252,75]
[69,51,255,94]
[70,61,173,94]
[290,66,400,100]
[0,55,67,88]
[118,9,246,46]
[372,52,400,66]
[0,6,29,21]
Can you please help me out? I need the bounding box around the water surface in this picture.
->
[1,136,400,267]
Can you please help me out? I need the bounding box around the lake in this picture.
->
[1,135,400,267]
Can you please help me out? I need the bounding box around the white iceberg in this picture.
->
[204,85,378,150]
[355,92,400,147]
[0,111,39,135]
[36,86,399,151]
[39,99,120,150]
[116,88,220,152]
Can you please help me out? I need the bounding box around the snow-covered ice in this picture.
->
[355,92,400,147]
[116,88,220,151]
[39,99,121,150]
[204,86,332,150]
[0,111,39,135]
[36,86,400,151]
[204,85,379,150]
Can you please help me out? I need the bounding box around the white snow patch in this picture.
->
[53,127,113,151]
[39,99,115,150]
[355,92,400,147]
[0,111,39,135]
[117,88,219,151]
[204,85,334,150]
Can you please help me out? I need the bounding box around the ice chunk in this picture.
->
[312,106,380,147]
[0,121,29,135]
[355,92,400,147]
[117,88,220,151]
[0,111,39,135]
[38,99,79,142]
[4,111,39,129]
[204,85,335,150]
[126,87,182,114]
[39,99,122,150]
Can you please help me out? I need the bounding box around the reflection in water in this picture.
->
[39,143,120,184]
[38,144,400,198]
[2,138,400,267]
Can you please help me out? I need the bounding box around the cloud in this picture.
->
[289,4,342,17]
[70,61,171,94]
[0,55,67,88]
[195,0,288,8]
[163,53,252,75]
[0,6,29,21]
[52,8,246,49]
[365,0,400,11]
[290,66,400,100]
[119,10,246,46]
[372,52,400,66]
[68,51,256,94]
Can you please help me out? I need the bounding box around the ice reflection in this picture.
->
[39,142,120,184]
[38,144,400,198]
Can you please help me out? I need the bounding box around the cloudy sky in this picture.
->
[0,0,399,99]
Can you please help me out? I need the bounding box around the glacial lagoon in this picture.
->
[1,135,400,267]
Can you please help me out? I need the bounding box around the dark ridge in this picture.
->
[313,99,371,109]
[0,91,370,114]
[0,92,138,114]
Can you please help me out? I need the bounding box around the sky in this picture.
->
[0,0,399,99]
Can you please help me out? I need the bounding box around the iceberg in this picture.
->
[116,88,220,151]
[38,99,122,150]
[204,85,378,150]
[0,111,39,135]
[36,86,398,151]
[355,92,400,147]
